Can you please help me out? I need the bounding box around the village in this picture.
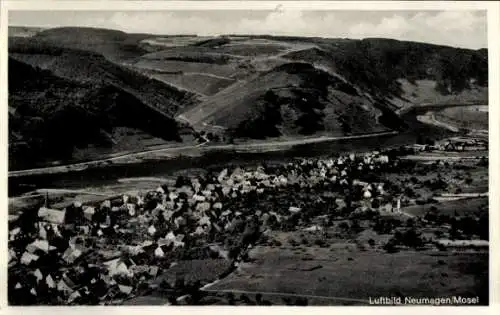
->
[8,137,489,305]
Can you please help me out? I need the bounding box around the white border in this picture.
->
[1,1,499,315]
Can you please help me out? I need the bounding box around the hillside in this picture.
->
[181,62,390,138]
[9,37,200,114]
[145,36,487,139]
[8,27,489,169]
[8,56,189,170]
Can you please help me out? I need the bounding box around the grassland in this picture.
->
[204,245,488,305]
[402,197,488,217]
[435,106,488,131]
[151,73,236,96]
[134,59,240,78]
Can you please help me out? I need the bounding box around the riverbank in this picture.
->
[9,131,398,179]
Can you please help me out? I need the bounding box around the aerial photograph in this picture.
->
[6,8,489,306]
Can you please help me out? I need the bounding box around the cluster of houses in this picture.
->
[412,137,488,153]
[9,150,408,305]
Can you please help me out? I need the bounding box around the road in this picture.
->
[8,141,209,178]
[8,131,398,178]
[199,288,369,305]
[400,155,482,161]
[11,189,115,200]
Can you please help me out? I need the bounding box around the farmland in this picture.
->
[204,246,488,305]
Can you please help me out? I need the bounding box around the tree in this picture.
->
[406,218,415,228]
[401,228,424,248]
[478,212,489,240]
[17,207,38,236]
[175,175,188,188]
[424,206,439,222]
[384,238,399,253]
[339,222,350,231]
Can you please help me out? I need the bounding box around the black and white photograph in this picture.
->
[3,0,497,308]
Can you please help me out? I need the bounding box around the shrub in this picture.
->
[288,238,299,247]
[339,222,350,231]
[314,239,327,247]
[401,228,424,248]
[384,239,399,253]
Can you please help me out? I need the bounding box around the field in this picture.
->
[395,79,488,108]
[133,59,240,78]
[204,245,488,305]
[154,259,233,288]
[141,36,218,48]
[402,197,488,217]
[435,106,488,131]
[152,73,236,96]
[214,43,289,57]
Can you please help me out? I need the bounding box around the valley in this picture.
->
[7,25,490,306]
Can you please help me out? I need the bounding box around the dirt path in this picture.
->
[417,113,459,132]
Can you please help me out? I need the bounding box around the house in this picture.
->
[101,200,112,209]
[8,248,16,264]
[68,290,82,303]
[83,207,95,221]
[9,227,21,241]
[126,204,136,216]
[213,202,223,210]
[46,274,56,289]
[154,245,165,258]
[217,168,228,183]
[148,225,157,236]
[193,226,205,236]
[33,269,44,282]
[436,239,489,248]
[104,257,136,277]
[57,279,75,295]
[199,215,211,226]
[20,251,39,265]
[38,207,66,225]
[118,284,133,295]
[444,142,457,151]
[62,246,83,264]
[289,206,302,214]
[26,239,52,254]
[196,202,211,212]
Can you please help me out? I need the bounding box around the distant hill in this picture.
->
[9,27,155,62]
[8,26,46,38]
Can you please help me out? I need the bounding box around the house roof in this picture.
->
[38,207,66,224]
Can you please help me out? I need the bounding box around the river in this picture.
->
[7,104,467,197]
